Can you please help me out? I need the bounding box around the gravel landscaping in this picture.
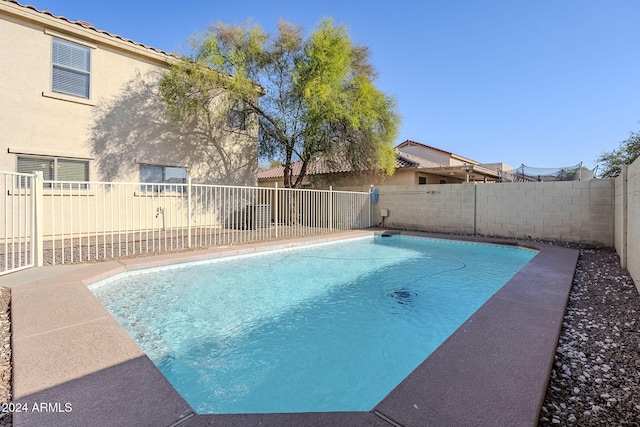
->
[539,247,640,426]
[0,244,637,427]
[0,287,11,427]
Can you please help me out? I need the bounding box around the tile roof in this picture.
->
[395,150,442,168]
[4,0,172,56]
[257,149,430,180]
[257,158,351,180]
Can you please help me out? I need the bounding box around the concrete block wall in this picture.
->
[614,168,627,268]
[373,180,615,247]
[373,184,475,235]
[345,162,639,289]
[622,158,640,288]
[322,166,640,288]
[475,180,614,245]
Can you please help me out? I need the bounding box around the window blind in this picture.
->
[57,159,89,181]
[17,157,54,180]
[52,38,90,98]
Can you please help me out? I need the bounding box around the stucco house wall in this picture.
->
[396,144,454,166]
[0,1,258,186]
[395,140,481,167]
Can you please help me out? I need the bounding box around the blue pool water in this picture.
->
[90,235,537,414]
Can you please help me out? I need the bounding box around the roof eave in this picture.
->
[1,0,174,65]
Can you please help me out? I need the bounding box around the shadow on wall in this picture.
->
[89,71,257,186]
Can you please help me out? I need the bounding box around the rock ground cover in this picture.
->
[539,247,640,426]
[0,287,10,427]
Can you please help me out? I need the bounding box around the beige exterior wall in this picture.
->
[372,183,476,235]
[0,2,257,186]
[372,180,615,246]
[475,180,614,244]
[480,162,512,173]
[618,158,640,290]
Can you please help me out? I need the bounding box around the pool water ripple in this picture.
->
[91,235,536,414]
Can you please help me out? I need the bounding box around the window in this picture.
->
[52,38,91,99]
[227,102,247,130]
[418,176,427,185]
[17,156,89,188]
[140,165,187,192]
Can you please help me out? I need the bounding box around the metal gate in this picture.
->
[1,171,36,275]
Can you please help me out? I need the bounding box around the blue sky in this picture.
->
[28,0,640,171]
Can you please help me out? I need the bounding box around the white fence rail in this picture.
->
[1,171,36,275]
[1,172,371,268]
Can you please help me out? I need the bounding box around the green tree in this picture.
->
[159,19,399,188]
[596,129,640,178]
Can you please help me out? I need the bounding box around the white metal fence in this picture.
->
[1,171,36,275]
[1,171,371,269]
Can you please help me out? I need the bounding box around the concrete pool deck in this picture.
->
[4,230,579,427]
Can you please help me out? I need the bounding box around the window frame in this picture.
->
[16,155,90,189]
[50,35,92,100]
[227,101,248,131]
[139,164,188,193]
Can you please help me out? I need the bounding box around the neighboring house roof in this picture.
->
[258,149,442,181]
[257,141,501,182]
[258,156,366,181]
[258,150,442,180]
[2,0,173,59]
[396,140,454,156]
[395,150,442,168]
[396,139,479,165]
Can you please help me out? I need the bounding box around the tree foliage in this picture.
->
[159,18,400,188]
[596,129,640,178]
[158,51,257,182]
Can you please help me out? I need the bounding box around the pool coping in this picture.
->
[5,230,579,427]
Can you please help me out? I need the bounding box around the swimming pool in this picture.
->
[90,235,537,414]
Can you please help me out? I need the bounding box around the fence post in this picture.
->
[274,183,279,239]
[32,171,44,267]
[473,183,478,235]
[329,186,333,232]
[619,165,628,269]
[187,177,192,248]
